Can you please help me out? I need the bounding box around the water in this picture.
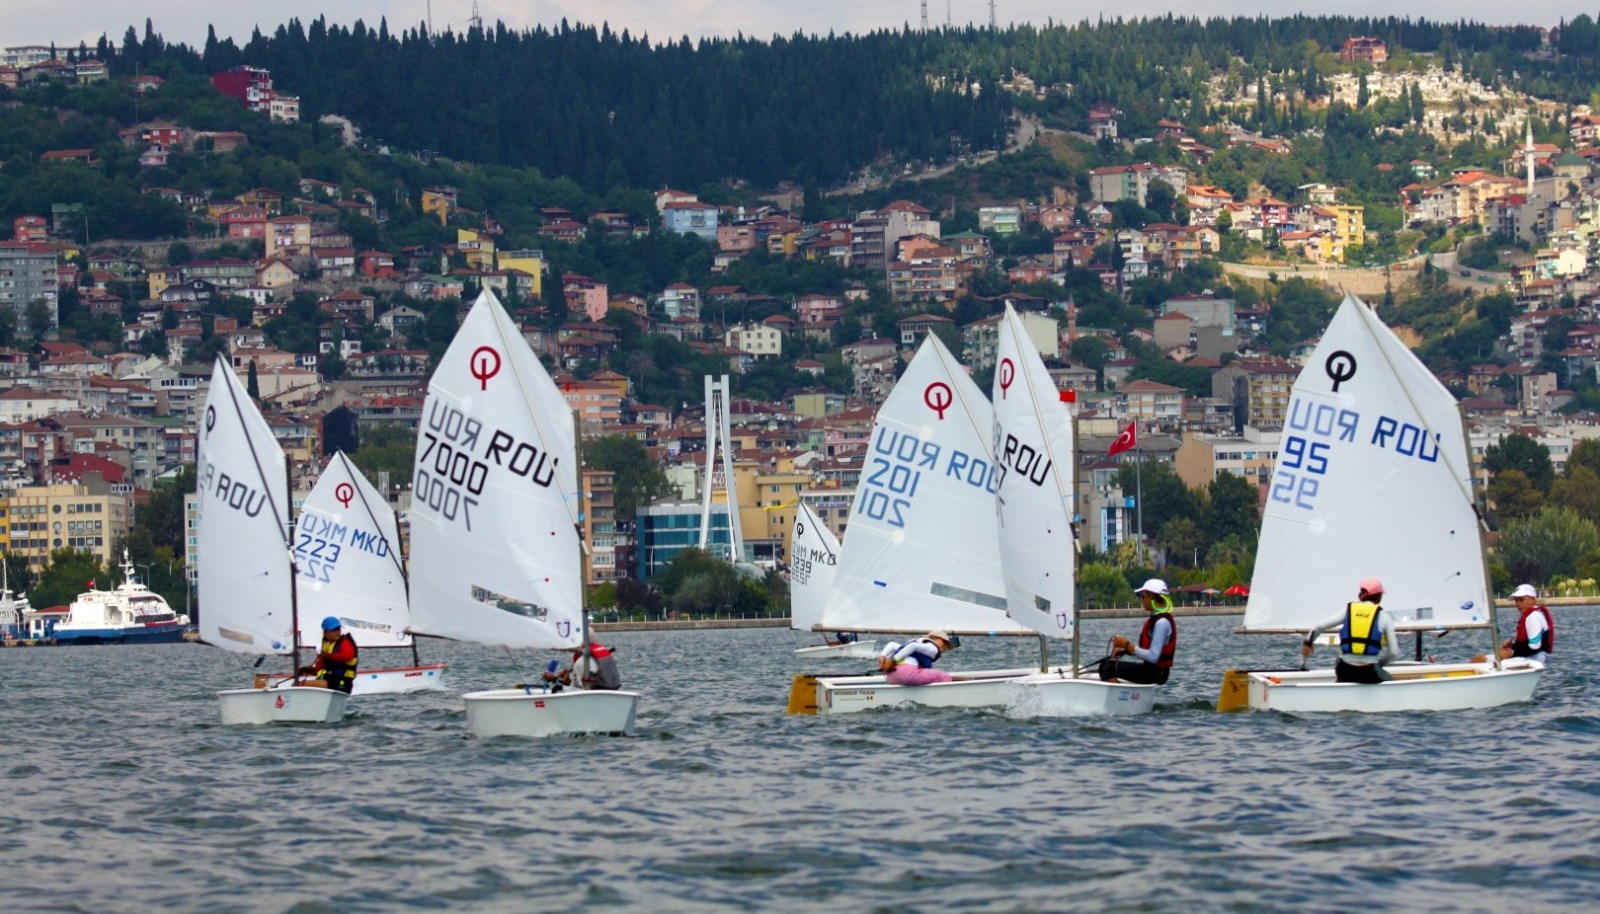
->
[3,611,1597,913]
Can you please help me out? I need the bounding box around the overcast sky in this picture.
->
[0,1,1575,50]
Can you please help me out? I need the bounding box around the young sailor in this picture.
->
[543,642,622,691]
[877,631,959,685]
[1099,578,1178,685]
[1300,578,1397,683]
[298,616,359,693]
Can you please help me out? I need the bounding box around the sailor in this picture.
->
[1497,583,1554,665]
[544,641,622,691]
[1300,577,1396,683]
[299,616,359,693]
[876,631,959,685]
[1099,578,1177,685]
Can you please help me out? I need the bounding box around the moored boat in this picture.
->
[52,552,190,646]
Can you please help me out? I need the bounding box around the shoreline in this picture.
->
[593,597,1595,632]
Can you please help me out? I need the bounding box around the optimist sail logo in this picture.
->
[470,346,502,391]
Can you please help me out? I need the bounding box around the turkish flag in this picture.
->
[1107,421,1138,456]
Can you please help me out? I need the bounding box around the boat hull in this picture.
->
[463,688,640,737]
[1243,661,1542,713]
[259,663,447,695]
[218,686,349,725]
[1004,672,1159,716]
[54,623,188,645]
[812,666,1038,715]
[793,640,880,659]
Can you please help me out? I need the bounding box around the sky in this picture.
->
[0,1,1578,50]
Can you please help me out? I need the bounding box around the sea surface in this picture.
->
[2,610,1597,914]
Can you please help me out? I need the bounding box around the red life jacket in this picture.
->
[1513,605,1554,656]
[1137,612,1177,669]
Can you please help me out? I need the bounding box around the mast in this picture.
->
[574,404,592,680]
[1071,403,1081,677]
[286,459,302,678]
[1459,403,1503,670]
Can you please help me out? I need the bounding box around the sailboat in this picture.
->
[407,289,640,737]
[1219,293,1542,713]
[989,304,1157,716]
[201,356,347,725]
[791,333,1041,715]
[257,451,447,694]
[787,500,878,659]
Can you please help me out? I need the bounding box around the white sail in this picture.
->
[296,451,413,648]
[197,356,295,655]
[822,333,1029,635]
[1244,293,1489,633]
[992,304,1077,640]
[788,500,841,634]
[407,290,584,650]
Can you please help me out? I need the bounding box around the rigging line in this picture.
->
[1006,313,1074,505]
[336,450,408,582]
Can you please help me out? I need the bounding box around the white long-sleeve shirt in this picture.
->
[1128,616,1174,665]
[1305,603,1397,666]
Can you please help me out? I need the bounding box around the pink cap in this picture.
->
[1359,577,1384,598]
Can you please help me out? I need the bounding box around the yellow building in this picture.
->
[498,249,545,300]
[4,480,131,570]
[421,187,457,225]
[456,229,497,270]
[1326,204,1366,249]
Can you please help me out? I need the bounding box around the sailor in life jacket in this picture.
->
[876,631,959,686]
[1099,578,1178,685]
[1300,578,1397,684]
[300,616,359,693]
[1499,584,1554,665]
[544,641,622,691]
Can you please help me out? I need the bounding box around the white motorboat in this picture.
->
[792,334,1040,716]
[1220,294,1541,713]
[199,356,346,725]
[50,551,190,646]
[407,290,640,737]
[989,304,1158,716]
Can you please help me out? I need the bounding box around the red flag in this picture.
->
[1059,389,1076,403]
[1107,421,1138,456]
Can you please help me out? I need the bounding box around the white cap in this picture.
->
[1135,578,1168,596]
[1511,584,1538,599]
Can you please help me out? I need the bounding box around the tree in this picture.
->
[350,424,417,492]
[1485,434,1553,493]
[1497,507,1599,586]
[1114,459,1198,541]
[1203,472,1259,544]
[31,549,109,609]
[1550,466,1600,529]
[1488,469,1543,522]
[246,359,260,399]
[24,299,53,338]
[1078,561,1135,608]
[584,434,675,520]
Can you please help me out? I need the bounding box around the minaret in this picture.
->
[1066,297,1078,345]
[1525,117,1536,195]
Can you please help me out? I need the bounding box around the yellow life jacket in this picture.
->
[1340,601,1384,657]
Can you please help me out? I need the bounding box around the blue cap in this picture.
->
[321,616,342,631]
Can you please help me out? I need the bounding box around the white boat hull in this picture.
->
[260,663,447,695]
[1245,661,1542,714]
[463,688,640,737]
[1005,671,1159,716]
[218,686,349,725]
[794,640,880,659]
[814,666,1037,715]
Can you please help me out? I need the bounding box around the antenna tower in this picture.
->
[921,0,929,31]
[989,0,997,29]
[470,1,483,32]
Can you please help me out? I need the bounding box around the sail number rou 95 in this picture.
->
[1270,435,1328,510]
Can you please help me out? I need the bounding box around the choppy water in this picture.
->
[2,611,1597,913]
